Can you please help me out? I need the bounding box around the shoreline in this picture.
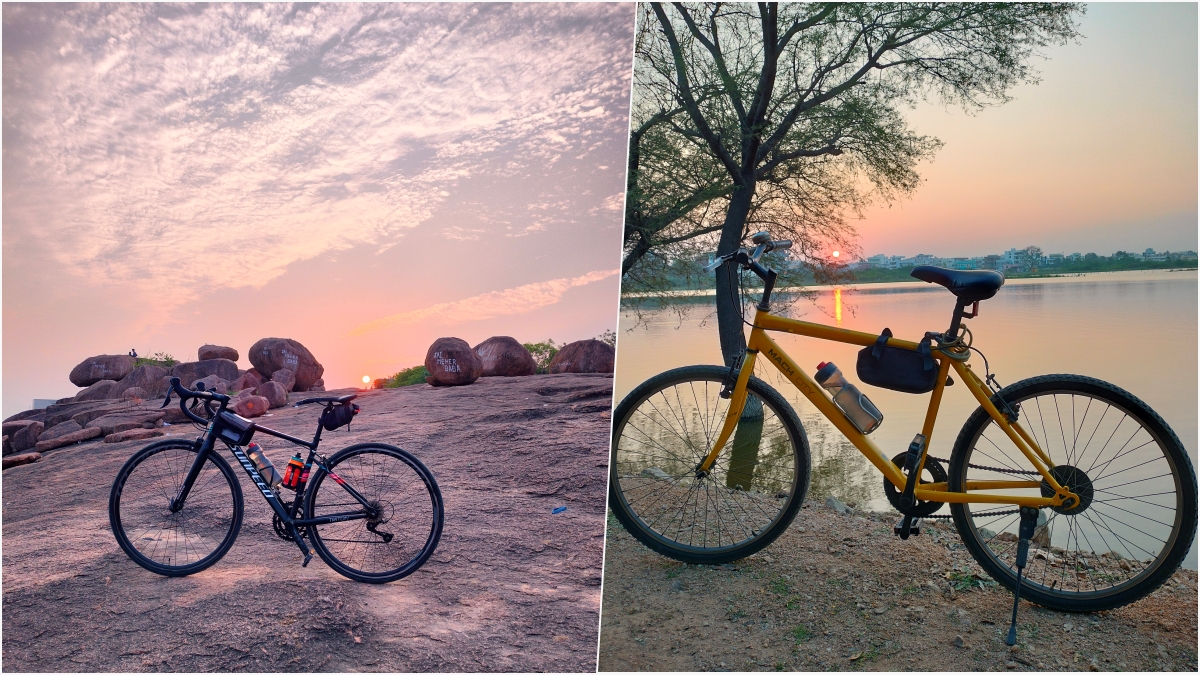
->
[621,267,1198,300]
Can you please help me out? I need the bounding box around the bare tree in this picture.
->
[630,2,1083,364]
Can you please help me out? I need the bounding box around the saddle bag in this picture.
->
[320,403,360,431]
[855,328,938,394]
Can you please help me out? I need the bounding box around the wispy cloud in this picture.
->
[3,3,633,306]
[347,269,618,336]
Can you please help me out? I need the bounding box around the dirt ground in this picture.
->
[2,373,612,672]
[598,502,1198,672]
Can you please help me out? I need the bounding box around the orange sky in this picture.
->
[2,3,633,415]
[852,2,1197,258]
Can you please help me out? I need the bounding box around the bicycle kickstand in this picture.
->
[1005,507,1040,646]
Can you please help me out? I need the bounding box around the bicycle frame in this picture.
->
[701,306,1080,510]
[172,413,376,556]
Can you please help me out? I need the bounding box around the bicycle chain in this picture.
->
[912,456,1035,520]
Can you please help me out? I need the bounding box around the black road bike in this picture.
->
[109,377,444,583]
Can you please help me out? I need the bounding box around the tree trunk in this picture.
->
[713,179,757,367]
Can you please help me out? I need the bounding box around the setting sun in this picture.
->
[832,250,840,258]
[362,375,370,384]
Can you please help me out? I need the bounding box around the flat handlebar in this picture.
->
[702,236,792,275]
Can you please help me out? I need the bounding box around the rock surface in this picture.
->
[548,339,615,374]
[74,380,120,402]
[69,354,136,387]
[191,374,229,395]
[232,395,270,418]
[256,381,288,409]
[5,421,44,454]
[172,359,238,385]
[198,345,239,362]
[424,337,483,386]
[230,370,264,392]
[104,428,165,443]
[84,411,164,436]
[36,427,104,453]
[271,368,296,393]
[37,420,84,442]
[248,338,323,392]
[3,452,41,470]
[474,336,537,377]
[120,387,148,401]
[114,364,171,398]
[0,374,611,673]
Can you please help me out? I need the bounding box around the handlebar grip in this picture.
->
[771,240,792,251]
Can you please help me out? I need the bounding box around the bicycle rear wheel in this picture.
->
[949,374,1196,612]
[609,365,810,564]
[306,443,443,583]
[109,439,243,576]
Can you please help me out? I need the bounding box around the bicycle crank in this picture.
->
[272,501,309,541]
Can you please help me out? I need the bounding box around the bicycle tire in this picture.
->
[109,438,243,576]
[609,365,810,564]
[305,443,443,583]
[949,374,1197,612]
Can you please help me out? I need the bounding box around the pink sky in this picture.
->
[852,2,1197,258]
[2,3,634,416]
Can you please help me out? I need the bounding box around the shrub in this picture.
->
[594,329,616,346]
[523,339,560,374]
[381,365,429,388]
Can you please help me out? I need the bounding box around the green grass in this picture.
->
[791,624,812,644]
[769,576,790,595]
[379,365,429,388]
[135,351,177,368]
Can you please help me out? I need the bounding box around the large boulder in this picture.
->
[114,364,171,398]
[171,359,238,385]
[271,369,296,393]
[37,420,84,442]
[548,339,615,374]
[308,379,325,392]
[69,354,136,387]
[424,337,483,386]
[121,387,149,401]
[232,395,270,418]
[474,336,536,377]
[256,380,289,409]
[35,426,103,452]
[3,420,44,454]
[198,344,239,362]
[248,338,323,392]
[74,380,121,402]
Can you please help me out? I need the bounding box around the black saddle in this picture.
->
[911,266,1004,303]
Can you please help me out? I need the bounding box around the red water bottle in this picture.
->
[282,452,304,490]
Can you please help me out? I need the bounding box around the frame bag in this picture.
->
[855,328,938,394]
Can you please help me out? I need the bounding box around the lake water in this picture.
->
[613,270,1197,569]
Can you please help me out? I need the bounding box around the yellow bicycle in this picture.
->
[609,232,1196,627]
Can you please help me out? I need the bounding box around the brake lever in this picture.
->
[160,391,172,409]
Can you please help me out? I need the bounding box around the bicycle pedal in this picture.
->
[302,551,313,567]
[894,516,921,539]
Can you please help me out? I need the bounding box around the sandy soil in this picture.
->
[598,503,1197,672]
[2,373,612,672]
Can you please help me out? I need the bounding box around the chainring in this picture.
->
[272,501,309,541]
[883,453,949,517]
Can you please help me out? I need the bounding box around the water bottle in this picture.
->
[815,362,884,434]
[246,442,283,488]
[282,452,304,490]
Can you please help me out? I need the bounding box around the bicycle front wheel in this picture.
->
[949,374,1197,612]
[306,443,444,583]
[609,365,810,564]
[109,439,243,576]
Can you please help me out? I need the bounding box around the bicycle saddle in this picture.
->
[293,394,358,406]
[910,266,1004,302]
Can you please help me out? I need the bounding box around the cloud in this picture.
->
[3,3,634,307]
[347,269,618,336]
